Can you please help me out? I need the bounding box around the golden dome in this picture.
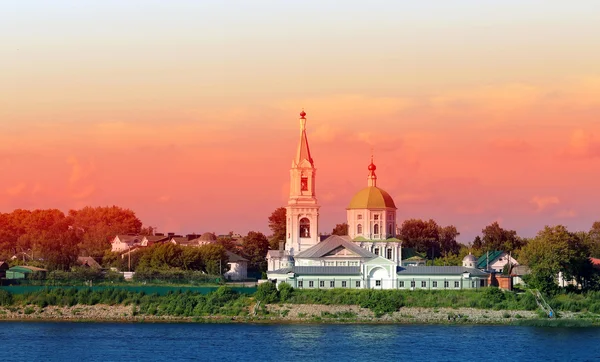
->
[347,186,397,209]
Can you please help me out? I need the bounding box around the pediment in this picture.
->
[323,246,359,258]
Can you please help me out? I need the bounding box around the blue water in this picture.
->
[1,323,599,361]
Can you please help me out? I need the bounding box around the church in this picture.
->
[266,111,488,290]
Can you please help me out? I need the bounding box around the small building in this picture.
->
[76,256,102,269]
[0,261,9,279]
[5,265,47,279]
[140,235,170,247]
[476,251,519,273]
[197,232,217,246]
[224,251,248,281]
[462,253,477,268]
[396,266,489,290]
[510,265,531,286]
[110,235,142,252]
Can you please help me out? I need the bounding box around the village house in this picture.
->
[476,250,519,273]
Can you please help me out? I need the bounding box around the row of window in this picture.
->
[398,280,485,288]
[296,280,484,289]
[298,280,361,288]
[356,223,394,236]
[324,261,359,267]
[356,213,395,221]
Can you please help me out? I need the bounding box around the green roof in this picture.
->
[476,250,505,269]
[404,255,426,261]
[353,236,368,242]
[402,248,426,260]
[7,265,47,273]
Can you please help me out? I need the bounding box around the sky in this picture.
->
[1,1,600,242]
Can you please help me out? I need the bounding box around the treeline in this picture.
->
[0,206,274,275]
[398,219,600,294]
[0,206,142,269]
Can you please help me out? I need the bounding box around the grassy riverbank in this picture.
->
[1,286,600,326]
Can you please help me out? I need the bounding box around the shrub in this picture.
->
[255,282,279,304]
[0,290,13,306]
[278,283,294,302]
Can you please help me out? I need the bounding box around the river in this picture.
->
[1,322,599,361]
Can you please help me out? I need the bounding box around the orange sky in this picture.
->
[1,1,600,242]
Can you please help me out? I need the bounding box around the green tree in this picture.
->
[198,244,228,275]
[255,282,279,303]
[438,225,460,256]
[520,225,594,293]
[268,207,286,250]
[242,231,269,272]
[331,223,349,236]
[69,206,143,257]
[472,236,483,250]
[480,221,523,252]
[588,221,600,258]
[398,219,440,258]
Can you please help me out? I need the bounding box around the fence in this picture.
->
[0,285,257,296]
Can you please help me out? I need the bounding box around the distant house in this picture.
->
[76,256,102,269]
[476,251,518,273]
[170,232,217,247]
[197,232,217,246]
[0,261,8,279]
[224,251,248,281]
[401,249,427,267]
[111,235,142,252]
[170,236,196,246]
[140,235,170,247]
[510,265,531,286]
[5,265,47,280]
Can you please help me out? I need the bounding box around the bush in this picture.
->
[255,282,279,303]
[0,290,13,306]
[278,283,294,302]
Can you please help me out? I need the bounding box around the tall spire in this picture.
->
[295,109,313,166]
[367,152,377,187]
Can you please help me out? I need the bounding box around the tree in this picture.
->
[255,281,279,303]
[520,225,594,293]
[242,231,269,272]
[216,235,237,252]
[198,244,228,275]
[331,223,348,236]
[438,225,460,256]
[69,206,143,257]
[268,207,286,250]
[472,236,483,250]
[434,244,471,266]
[398,219,440,258]
[588,221,600,258]
[480,222,523,252]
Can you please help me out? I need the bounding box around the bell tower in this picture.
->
[286,110,320,254]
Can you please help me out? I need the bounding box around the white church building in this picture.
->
[266,111,488,290]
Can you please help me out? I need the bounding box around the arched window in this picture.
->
[373,224,379,235]
[357,224,362,234]
[299,218,311,238]
[388,224,392,235]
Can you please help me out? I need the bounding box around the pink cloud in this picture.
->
[530,196,560,212]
